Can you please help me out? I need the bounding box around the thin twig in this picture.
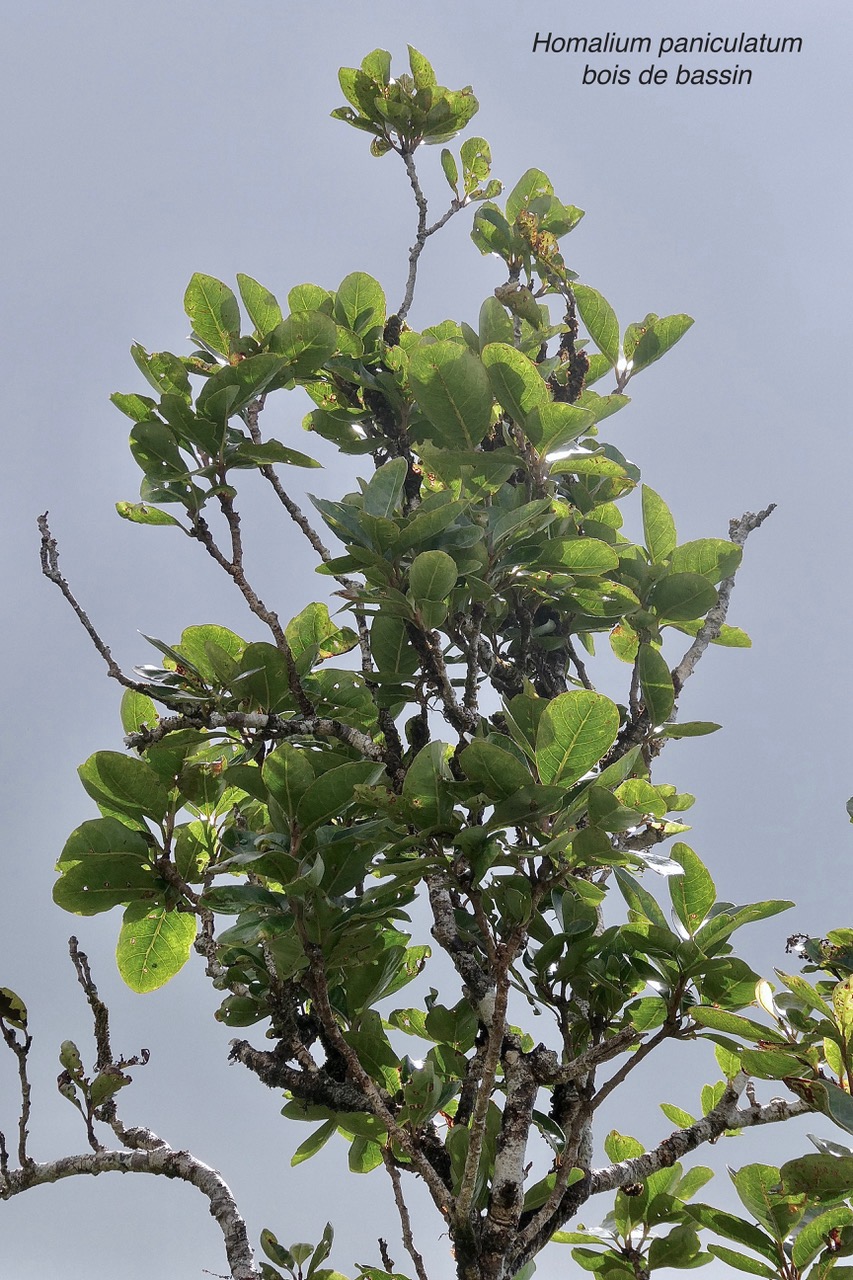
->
[565,637,593,691]
[382,1148,431,1280]
[38,514,149,693]
[68,938,112,1072]
[398,150,464,321]
[0,1020,33,1167]
[671,503,776,694]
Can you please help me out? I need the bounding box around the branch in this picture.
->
[125,709,387,762]
[0,1020,32,1168]
[189,507,314,717]
[229,1040,374,1113]
[398,150,464,322]
[426,875,493,1010]
[454,967,511,1226]
[511,1073,810,1272]
[671,503,776,695]
[0,1146,259,1280]
[300,940,453,1213]
[38,514,149,693]
[381,1148,431,1280]
[68,936,112,1071]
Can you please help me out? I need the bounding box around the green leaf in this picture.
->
[363,456,408,518]
[120,690,159,735]
[573,284,620,367]
[409,550,458,603]
[669,844,716,935]
[440,148,459,191]
[686,1205,778,1263]
[236,274,283,336]
[116,903,196,992]
[409,341,493,449]
[296,762,384,830]
[632,314,694,371]
[641,485,677,563]
[730,1164,799,1242]
[660,1102,696,1128]
[660,722,722,738]
[506,168,553,223]
[526,402,593,452]
[739,1047,808,1079]
[534,538,619,575]
[792,1206,853,1270]
[370,614,418,677]
[706,1245,774,1277]
[670,538,742,583]
[637,643,674,725]
[231,439,319,470]
[0,988,28,1029]
[269,310,338,376]
[478,296,514,349]
[691,1007,787,1043]
[115,501,181,528]
[263,744,316,819]
[408,44,437,88]
[291,1119,337,1166]
[402,742,454,827]
[334,273,385,344]
[78,752,170,824]
[184,273,241,356]
[535,690,620,787]
[649,572,717,622]
[481,342,549,427]
[604,1129,644,1162]
[781,1154,853,1197]
[286,602,358,666]
[459,740,532,799]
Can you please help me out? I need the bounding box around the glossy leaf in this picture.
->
[184,273,241,356]
[78,752,170,824]
[334,273,385,343]
[409,550,458,603]
[409,341,493,449]
[669,844,716,935]
[536,690,620,787]
[641,485,677,563]
[638,643,674,726]
[649,572,717,622]
[574,284,620,367]
[481,342,549,427]
[116,904,196,992]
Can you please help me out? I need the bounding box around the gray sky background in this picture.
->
[1,1,850,1276]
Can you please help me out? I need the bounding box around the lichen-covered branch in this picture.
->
[125,708,387,762]
[671,503,776,694]
[0,1145,259,1280]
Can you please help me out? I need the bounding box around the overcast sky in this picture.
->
[1,1,851,1277]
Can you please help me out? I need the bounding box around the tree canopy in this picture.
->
[5,42,853,1280]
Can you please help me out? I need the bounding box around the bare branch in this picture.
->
[0,1020,32,1168]
[68,937,112,1071]
[671,503,776,695]
[382,1148,431,1280]
[0,1146,259,1279]
[38,514,149,693]
[398,150,464,321]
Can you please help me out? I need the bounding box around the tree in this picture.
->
[6,43,853,1280]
